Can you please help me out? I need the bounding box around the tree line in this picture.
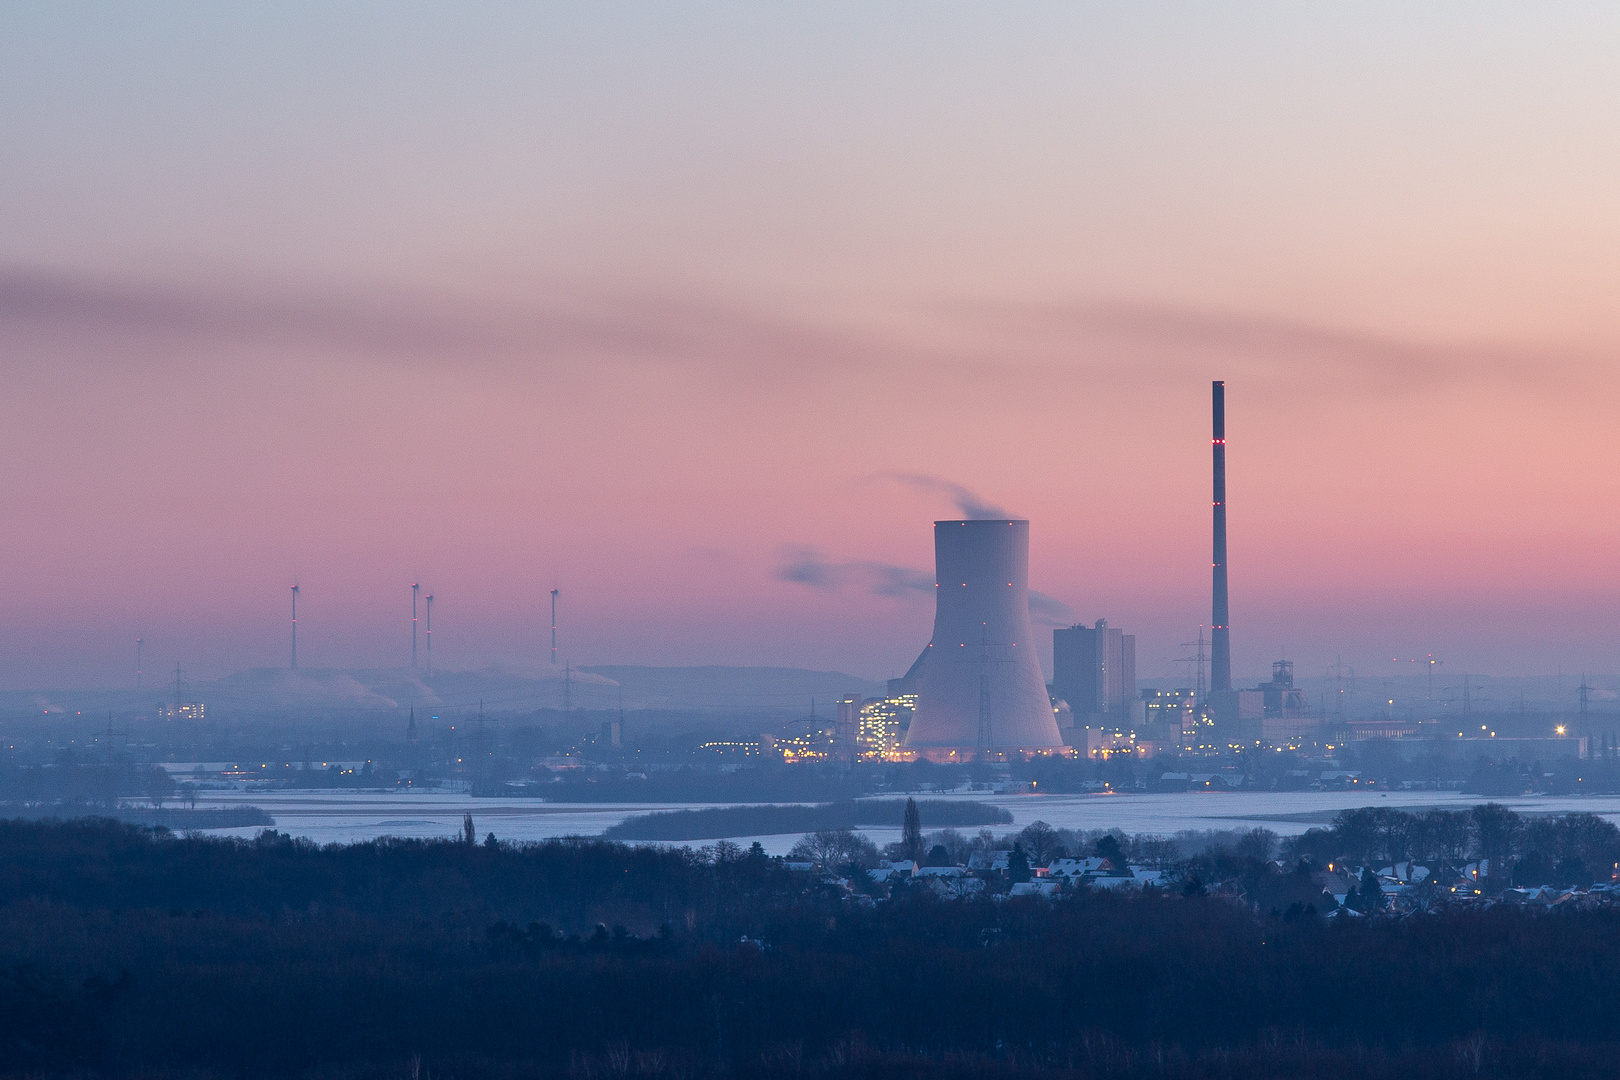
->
[6,816,1620,1078]
[605,800,1011,841]
[1285,804,1620,876]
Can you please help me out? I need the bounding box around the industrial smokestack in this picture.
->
[1211,380,1232,694]
[902,519,1066,756]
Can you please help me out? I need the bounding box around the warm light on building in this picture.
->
[698,740,761,757]
[858,693,914,760]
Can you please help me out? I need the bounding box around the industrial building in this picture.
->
[1255,660,1327,745]
[833,694,861,762]
[857,691,914,759]
[1141,688,1198,748]
[1207,663,1330,749]
[1052,620,1137,721]
[1366,734,1588,763]
[1052,619,1149,756]
[902,519,1067,758]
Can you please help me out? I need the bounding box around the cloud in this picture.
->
[0,265,1573,398]
[1027,590,1074,627]
[775,546,841,590]
[0,266,885,380]
[868,563,936,599]
[775,545,1069,622]
[869,473,1013,519]
[942,297,1564,394]
[773,546,933,598]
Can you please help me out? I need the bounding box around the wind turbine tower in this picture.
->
[425,593,433,677]
[550,587,560,665]
[411,583,420,670]
[290,585,299,669]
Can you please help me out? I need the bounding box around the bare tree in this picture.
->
[1235,827,1277,863]
[790,829,879,870]
[925,829,974,866]
[1555,812,1620,871]
[1420,809,1469,864]
[1370,808,1412,865]
[1018,821,1063,867]
[1471,803,1521,862]
[146,769,175,810]
[1331,808,1379,864]
[901,799,923,863]
[1131,836,1181,868]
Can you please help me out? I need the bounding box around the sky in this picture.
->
[2,3,1619,690]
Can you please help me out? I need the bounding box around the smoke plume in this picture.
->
[776,545,1069,623]
[774,546,934,598]
[871,474,1013,519]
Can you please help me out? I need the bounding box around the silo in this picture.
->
[902,519,1065,755]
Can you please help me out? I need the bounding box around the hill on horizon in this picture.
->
[0,664,886,720]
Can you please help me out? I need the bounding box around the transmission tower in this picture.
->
[99,712,128,763]
[958,624,1012,761]
[1580,674,1592,754]
[1177,627,1208,700]
[468,699,498,791]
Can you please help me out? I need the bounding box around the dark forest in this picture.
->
[4,818,1620,1079]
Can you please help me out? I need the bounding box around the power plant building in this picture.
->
[1141,688,1199,748]
[1052,620,1137,721]
[902,519,1067,757]
[833,695,860,762]
[857,694,910,758]
[1255,660,1327,746]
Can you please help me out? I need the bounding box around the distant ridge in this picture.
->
[580,666,883,711]
[0,664,885,719]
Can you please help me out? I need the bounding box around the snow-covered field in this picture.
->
[192,788,1620,855]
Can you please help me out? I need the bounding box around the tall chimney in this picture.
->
[1211,381,1232,693]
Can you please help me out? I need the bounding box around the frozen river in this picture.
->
[195,788,1620,855]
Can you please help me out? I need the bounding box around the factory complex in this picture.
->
[756,382,1590,767]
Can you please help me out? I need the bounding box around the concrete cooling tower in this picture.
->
[903,519,1065,756]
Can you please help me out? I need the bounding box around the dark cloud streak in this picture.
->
[773,546,933,599]
[775,545,1071,624]
[0,265,1568,396]
[1027,590,1074,627]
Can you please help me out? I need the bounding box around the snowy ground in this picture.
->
[188,788,1620,855]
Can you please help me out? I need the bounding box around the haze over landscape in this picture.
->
[5,5,1620,692]
[16,10,1620,1080]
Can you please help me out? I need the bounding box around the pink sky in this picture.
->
[2,5,1619,687]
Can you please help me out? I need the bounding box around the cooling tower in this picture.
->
[903,519,1066,754]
